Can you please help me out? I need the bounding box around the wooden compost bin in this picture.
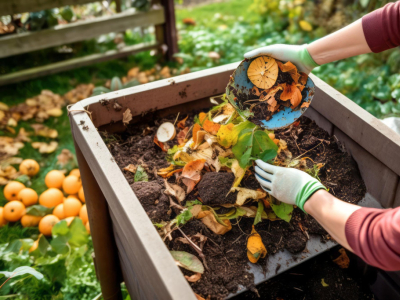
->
[68,62,400,300]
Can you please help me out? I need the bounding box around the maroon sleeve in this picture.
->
[345,207,400,271]
[362,1,400,53]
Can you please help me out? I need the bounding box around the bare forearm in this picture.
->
[306,20,371,65]
[303,190,361,251]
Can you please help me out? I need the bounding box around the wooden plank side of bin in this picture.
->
[0,8,164,58]
[0,42,159,86]
[81,62,240,128]
[393,181,400,208]
[310,74,400,177]
[0,0,94,15]
[333,127,399,208]
[69,102,196,300]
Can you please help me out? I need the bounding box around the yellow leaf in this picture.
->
[231,160,246,187]
[31,141,58,153]
[216,123,235,148]
[197,210,232,235]
[321,278,329,287]
[247,225,267,263]
[332,248,350,269]
[0,102,8,111]
[46,108,63,117]
[299,20,313,31]
[230,187,267,206]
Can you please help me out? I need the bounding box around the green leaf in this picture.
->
[26,205,53,217]
[0,266,44,281]
[68,218,89,248]
[153,223,165,228]
[52,220,69,237]
[176,209,193,226]
[134,165,148,182]
[270,199,293,222]
[254,201,264,225]
[20,239,34,251]
[218,156,235,168]
[170,251,204,274]
[251,130,278,157]
[232,128,254,168]
[259,149,278,162]
[51,235,70,255]
[219,207,246,220]
[185,200,202,207]
[4,239,22,254]
[35,254,65,266]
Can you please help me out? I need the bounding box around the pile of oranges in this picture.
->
[1,159,89,237]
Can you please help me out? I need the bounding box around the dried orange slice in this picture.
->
[247,56,279,90]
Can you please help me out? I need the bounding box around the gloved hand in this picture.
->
[254,159,326,212]
[244,44,319,74]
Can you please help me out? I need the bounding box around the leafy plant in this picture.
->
[92,77,140,96]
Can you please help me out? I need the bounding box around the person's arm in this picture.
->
[255,160,400,271]
[244,2,400,73]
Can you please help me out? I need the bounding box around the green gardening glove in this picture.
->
[244,44,319,74]
[254,160,326,212]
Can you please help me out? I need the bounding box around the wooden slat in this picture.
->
[310,74,400,177]
[0,42,159,86]
[0,8,164,58]
[0,0,95,15]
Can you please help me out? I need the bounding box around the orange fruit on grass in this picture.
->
[18,188,38,206]
[79,204,88,224]
[4,181,25,201]
[39,188,64,208]
[85,221,90,234]
[69,169,80,178]
[19,159,40,176]
[247,56,279,90]
[66,194,79,200]
[78,187,85,203]
[63,175,82,195]
[29,239,39,253]
[64,216,76,226]
[53,203,65,220]
[45,170,65,189]
[3,201,26,222]
[39,215,60,236]
[0,207,8,227]
[21,215,42,227]
[64,198,82,217]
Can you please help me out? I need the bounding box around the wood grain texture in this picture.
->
[0,8,164,58]
[303,107,334,136]
[334,127,399,208]
[69,102,196,300]
[310,74,400,177]
[0,0,93,15]
[0,42,159,86]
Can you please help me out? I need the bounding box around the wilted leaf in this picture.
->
[134,165,148,182]
[157,164,183,178]
[31,124,58,138]
[321,278,329,287]
[177,116,188,129]
[164,179,186,203]
[181,159,206,193]
[31,141,58,153]
[247,225,267,263]
[170,251,204,274]
[199,112,221,135]
[280,83,302,108]
[231,187,266,206]
[185,272,202,282]
[123,164,137,173]
[122,108,132,126]
[16,128,31,142]
[197,210,232,235]
[177,127,189,145]
[154,136,168,152]
[231,159,246,187]
[333,248,350,269]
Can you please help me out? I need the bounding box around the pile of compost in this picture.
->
[104,102,366,299]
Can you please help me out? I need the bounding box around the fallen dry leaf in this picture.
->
[31,124,58,138]
[31,141,58,154]
[122,108,132,126]
[0,137,24,160]
[247,225,267,263]
[277,61,300,83]
[230,187,267,206]
[197,210,232,235]
[177,116,189,129]
[181,159,206,193]
[123,164,137,173]
[154,136,168,152]
[46,108,63,117]
[185,273,202,283]
[57,149,74,166]
[157,165,183,178]
[164,179,186,203]
[195,294,206,300]
[177,127,189,145]
[199,113,221,135]
[280,83,302,109]
[192,124,207,149]
[64,84,95,104]
[333,248,350,269]
[127,67,140,78]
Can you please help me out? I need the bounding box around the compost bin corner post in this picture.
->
[73,139,124,300]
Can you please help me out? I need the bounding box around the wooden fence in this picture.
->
[0,0,178,86]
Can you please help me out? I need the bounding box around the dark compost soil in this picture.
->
[103,113,366,300]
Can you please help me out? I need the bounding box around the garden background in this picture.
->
[0,0,399,299]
